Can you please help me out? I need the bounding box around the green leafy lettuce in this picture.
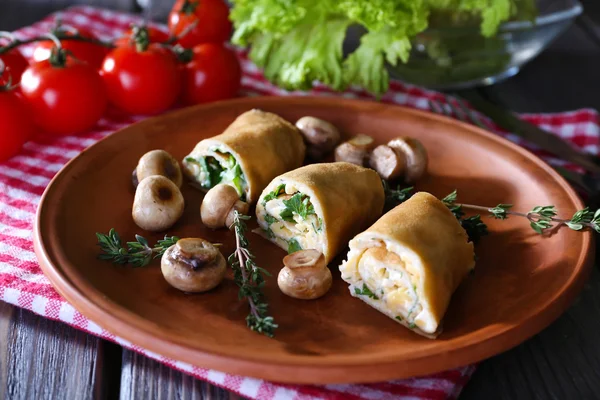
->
[229,0,535,94]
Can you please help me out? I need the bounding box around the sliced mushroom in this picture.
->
[133,149,183,188]
[369,144,406,180]
[387,137,428,184]
[161,238,226,293]
[295,116,341,159]
[334,134,374,166]
[201,184,249,229]
[277,249,332,300]
[132,175,184,232]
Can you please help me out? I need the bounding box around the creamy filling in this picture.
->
[258,183,324,254]
[183,148,248,200]
[356,247,422,327]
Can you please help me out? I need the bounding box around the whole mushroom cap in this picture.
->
[132,175,185,232]
[161,238,227,293]
[277,250,332,300]
[201,183,249,229]
[134,149,183,188]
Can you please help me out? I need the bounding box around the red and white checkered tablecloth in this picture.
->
[1,6,599,400]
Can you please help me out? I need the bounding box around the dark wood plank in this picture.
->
[0,304,120,400]
[0,302,14,395]
[120,350,244,400]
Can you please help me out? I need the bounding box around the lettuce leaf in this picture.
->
[230,0,534,94]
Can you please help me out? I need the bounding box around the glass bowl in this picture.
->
[387,0,583,90]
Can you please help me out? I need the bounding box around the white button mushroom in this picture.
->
[161,238,226,293]
[387,137,428,184]
[334,134,375,166]
[277,249,332,300]
[132,175,185,232]
[132,149,183,188]
[295,116,341,160]
[201,184,249,229]
[369,144,407,181]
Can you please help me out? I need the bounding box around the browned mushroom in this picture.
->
[369,144,407,180]
[387,137,428,184]
[334,134,375,166]
[200,184,249,229]
[161,238,226,293]
[132,176,184,232]
[133,150,183,188]
[295,116,341,159]
[277,249,332,300]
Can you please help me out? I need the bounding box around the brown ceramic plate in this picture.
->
[34,97,594,384]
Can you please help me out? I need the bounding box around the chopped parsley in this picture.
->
[354,284,379,300]
[287,238,302,254]
[408,323,416,329]
[265,227,275,239]
[262,184,285,205]
[280,193,316,222]
[395,316,403,322]
[264,214,277,225]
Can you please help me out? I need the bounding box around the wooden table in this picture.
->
[2,1,600,399]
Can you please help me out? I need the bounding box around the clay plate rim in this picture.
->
[33,96,594,384]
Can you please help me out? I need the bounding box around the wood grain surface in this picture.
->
[1,0,600,399]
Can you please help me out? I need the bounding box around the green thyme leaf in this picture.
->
[530,219,553,234]
[530,205,557,219]
[489,204,513,220]
[441,190,458,206]
[382,180,413,209]
[460,215,489,243]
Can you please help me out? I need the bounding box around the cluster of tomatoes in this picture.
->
[0,0,241,162]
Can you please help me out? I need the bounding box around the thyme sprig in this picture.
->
[96,228,179,267]
[228,211,278,337]
[384,186,600,241]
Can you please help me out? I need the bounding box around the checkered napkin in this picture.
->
[2,5,598,400]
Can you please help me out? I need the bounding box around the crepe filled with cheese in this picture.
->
[182,109,305,204]
[256,162,385,263]
[339,192,475,338]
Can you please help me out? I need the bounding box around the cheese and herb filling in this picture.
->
[256,183,324,255]
[183,147,248,201]
[341,243,426,332]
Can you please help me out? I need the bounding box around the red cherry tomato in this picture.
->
[101,44,182,115]
[0,49,29,85]
[168,0,232,48]
[114,26,170,48]
[21,56,108,136]
[32,28,108,69]
[180,43,241,105]
[0,89,34,161]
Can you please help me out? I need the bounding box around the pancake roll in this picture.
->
[182,109,305,204]
[255,162,385,263]
[339,192,475,338]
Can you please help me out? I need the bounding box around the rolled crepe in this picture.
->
[339,192,475,338]
[182,109,305,204]
[255,162,385,264]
